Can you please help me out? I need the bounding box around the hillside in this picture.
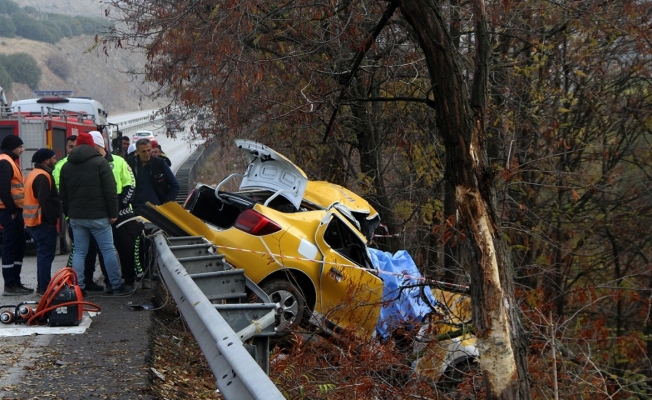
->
[0,0,162,116]
[11,0,105,18]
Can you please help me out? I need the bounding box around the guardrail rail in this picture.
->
[153,232,285,400]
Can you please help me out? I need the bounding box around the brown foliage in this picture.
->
[104,0,652,397]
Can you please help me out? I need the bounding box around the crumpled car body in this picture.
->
[411,289,479,383]
[139,139,478,383]
[141,139,384,339]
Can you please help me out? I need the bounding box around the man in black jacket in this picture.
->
[128,138,179,209]
[128,138,179,281]
[59,132,126,294]
[23,148,61,295]
[0,135,32,295]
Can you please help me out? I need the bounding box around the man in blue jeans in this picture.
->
[59,132,126,295]
[0,135,32,295]
[23,148,61,295]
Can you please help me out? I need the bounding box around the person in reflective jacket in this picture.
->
[23,148,61,295]
[0,135,32,295]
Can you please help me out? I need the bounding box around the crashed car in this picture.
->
[139,139,478,383]
[142,139,384,339]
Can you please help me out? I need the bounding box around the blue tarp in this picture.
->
[368,248,439,339]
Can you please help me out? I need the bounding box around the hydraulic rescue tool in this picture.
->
[0,268,101,327]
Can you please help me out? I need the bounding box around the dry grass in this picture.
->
[147,282,223,399]
[145,288,454,400]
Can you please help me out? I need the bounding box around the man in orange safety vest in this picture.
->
[0,135,32,295]
[23,148,61,295]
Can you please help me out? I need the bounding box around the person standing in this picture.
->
[112,134,131,159]
[52,135,77,188]
[0,135,32,295]
[53,135,107,291]
[129,138,179,209]
[59,132,126,294]
[87,131,141,293]
[23,148,61,295]
[129,138,179,281]
[150,142,172,167]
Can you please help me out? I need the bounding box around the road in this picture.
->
[0,116,199,398]
[142,125,203,174]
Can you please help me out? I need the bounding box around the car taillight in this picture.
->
[183,189,195,209]
[235,209,282,236]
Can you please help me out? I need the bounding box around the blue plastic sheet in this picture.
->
[368,248,439,339]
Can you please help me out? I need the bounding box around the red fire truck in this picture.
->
[0,88,113,252]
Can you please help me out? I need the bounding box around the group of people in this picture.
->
[0,131,179,296]
[113,135,172,167]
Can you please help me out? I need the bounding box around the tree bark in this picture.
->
[398,0,530,397]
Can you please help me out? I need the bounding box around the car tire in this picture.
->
[439,357,483,398]
[258,279,308,337]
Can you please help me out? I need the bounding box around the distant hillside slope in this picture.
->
[12,0,105,18]
[0,0,161,116]
[0,35,159,116]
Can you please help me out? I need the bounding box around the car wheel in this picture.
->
[259,279,308,336]
[439,358,483,398]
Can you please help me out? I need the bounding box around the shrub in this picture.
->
[46,54,71,80]
[0,0,20,15]
[12,13,55,43]
[0,63,12,91]
[0,53,41,89]
[0,15,16,38]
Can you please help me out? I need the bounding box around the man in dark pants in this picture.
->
[23,148,61,295]
[129,138,179,279]
[0,135,32,295]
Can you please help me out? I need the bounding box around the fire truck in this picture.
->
[0,88,114,252]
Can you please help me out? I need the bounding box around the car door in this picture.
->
[313,212,383,339]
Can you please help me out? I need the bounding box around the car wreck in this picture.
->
[138,138,478,384]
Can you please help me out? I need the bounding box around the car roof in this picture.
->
[235,139,308,210]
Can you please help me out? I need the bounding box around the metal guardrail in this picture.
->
[174,140,219,203]
[107,111,165,136]
[152,232,285,400]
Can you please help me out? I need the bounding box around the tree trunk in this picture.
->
[399,0,530,397]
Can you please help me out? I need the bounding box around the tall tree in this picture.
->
[100,0,531,397]
[398,0,529,396]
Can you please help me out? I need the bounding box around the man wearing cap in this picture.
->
[85,130,141,293]
[59,131,126,295]
[23,148,61,295]
[0,135,33,295]
[150,140,171,167]
[53,135,108,291]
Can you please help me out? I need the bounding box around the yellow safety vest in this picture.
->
[0,153,24,209]
[23,168,51,227]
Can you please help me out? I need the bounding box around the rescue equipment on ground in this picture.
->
[0,268,101,326]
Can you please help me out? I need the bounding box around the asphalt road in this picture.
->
[0,253,156,399]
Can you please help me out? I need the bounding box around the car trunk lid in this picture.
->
[235,139,307,211]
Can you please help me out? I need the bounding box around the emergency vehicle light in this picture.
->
[37,98,71,104]
[33,90,74,97]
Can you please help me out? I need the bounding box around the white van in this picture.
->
[11,90,108,125]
